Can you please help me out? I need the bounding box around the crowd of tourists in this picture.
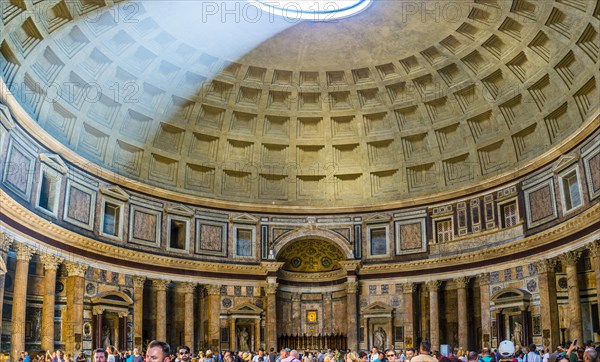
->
[19,339,600,362]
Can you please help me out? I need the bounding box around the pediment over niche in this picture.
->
[228,302,263,315]
[552,154,579,173]
[100,185,130,201]
[39,153,68,174]
[362,301,394,316]
[166,205,194,217]
[232,213,259,224]
[364,213,391,224]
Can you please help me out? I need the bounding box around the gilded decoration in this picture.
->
[278,240,346,273]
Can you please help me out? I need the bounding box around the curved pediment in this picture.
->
[91,290,134,306]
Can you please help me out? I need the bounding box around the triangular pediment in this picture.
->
[0,103,15,130]
[364,213,391,223]
[232,213,259,224]
[100,185,130,201]
[166,205,194,217]
[228,302,263,314]
[39,154,68,174]
[553,154,579,173]
[362,301,394,314]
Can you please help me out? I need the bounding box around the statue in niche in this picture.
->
[238,327,249,351]
[374,327,386,350]
[102,323,112,348]
[512,321,522,346]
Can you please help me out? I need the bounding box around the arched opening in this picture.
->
[277,239,347,273]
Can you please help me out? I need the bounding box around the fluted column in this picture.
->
[132,276,146,348]
[479,273,491,348]
[205,284,221,349]
[40,254,63,351]
[265,281,278,350]
[0,232,14,339]
[346,281,359,352]
[254,318,261,351]
[152,279,170,342]
[10,243,35,362]
[229,316,237,350]
[455,277,470,350]
[426,280,441,353]
[562,251,583,342]
[65,262,88,357]
[291,293,301,335]
[181,282,196,353]
[323,292,332,334]
[588,241,600,332]
[535,259,559,349]
[402,282,417,349]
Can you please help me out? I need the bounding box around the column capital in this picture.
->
[323,292,332,301]
[152,279,170,291]
[346,281,359,294]
[454,276,470,289]
[40,254,63,270]
[425,280,441,292]
[204,284,221,295]
[588,240,600,257]
[132,276,146,288]
[402,282,417,293]
[534,258,558,274]
[14,243,36,261]
[0,232,14,252]
[478,273,490,285]
[292,292,302,302]
[265,282,278,294]
[261,261,284,274]
[65,262,87,277]
[179,282,197,294]
[561,250,582,266]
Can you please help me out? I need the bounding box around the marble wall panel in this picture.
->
[63,179,96,230]
[2,138,35,201]
[196,220,227,256]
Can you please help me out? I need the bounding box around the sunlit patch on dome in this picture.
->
[248,0,373,21]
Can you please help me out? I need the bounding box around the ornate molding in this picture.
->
[152,279,170,291]
[14,243,36,261]
[587,240,600,258]
[265,282,278,294]
[425,280,441,292]
[454,276,470,289]
[132,276,146,288]
[292,293,302,302]
[534,258,558,274]
[40,254,63,271]
[402,282,417,293]
[560,250,582,266]
[204,284,221,295]
[323,292,332,301]
[65,262,87,277]
[261,261,285,274]
[0,232,14,252]
[179,282,197,294]
[346,281,358,294]
[339,260,361,274]
[478,273,490,286]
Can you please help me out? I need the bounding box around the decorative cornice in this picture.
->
[40,254,63,271]
[402,282,417,293]
[560,250,582,266]
[132,276,146,288]
[0,232,14,252]
[587,240,600,258]
[179,282,197,294]
[152,279,170,291]
[534,258,558,274]
[478,273,490,286]
[14,243,35,261]
[262,261,284,274]
[339,260,361,274]
[346,281,358,294]
[65,262,87,277]
[454,276,470,289]
[265,282,278,294]
[204,284,221,295]
[425,280,441,292]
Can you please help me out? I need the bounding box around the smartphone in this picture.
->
[573,339,578,346]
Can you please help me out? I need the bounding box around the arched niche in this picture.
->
[272,228,354,260]
[491,288,533,348]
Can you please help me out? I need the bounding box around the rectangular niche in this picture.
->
[367,224,389,258]
[63,179,96,230]
[129,204,162,247]
[167,215,190,252]
[194,218,228,257]
[233,224,256,258]
[100,197,125,240]
[35,164,64,218]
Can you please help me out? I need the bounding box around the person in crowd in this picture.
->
[411,341,436,362]
[253,349,266,362]
[386,350,397,362]
[53,350,65,362]
[132,349,144,362]
[269,349,278,362]
[95,350,108,362]
[346,353,360,362]
[359,352,368,362]
[146,341,171,362]
[457,349,466,362]
[498,341,516,362]
[206,350,216,362]
[370,350,380,362]
[107,347,116,362]
[467,352,479,362]
[405,349,416,362]
[480,349,495,362]
[175,346,192,362]
[583,349,597,362]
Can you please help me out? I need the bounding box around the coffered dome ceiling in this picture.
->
[0,0,598,208]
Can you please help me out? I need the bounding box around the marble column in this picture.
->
[535,259,559,349]
[181,282,196,353]
[323,292,332,334]
[588,241,600,332]
[455,277,470,350]
[265,281,278,350]
[205,284,221,350]
[229,316,237,350]
[479,273,491,348]
[40,254,63,351]
[0,232,13,339]
[132,276,146,348]
[562,251,583,342]
[291,293,302,335]
[152,279,170,342]
[65,262,88,357]
[255,318,261,351]
[402,282,417,349]
[346,281,359,352]
[426,280,441,353]
[10,243,35,362]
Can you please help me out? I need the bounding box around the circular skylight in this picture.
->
[248,0,373,20]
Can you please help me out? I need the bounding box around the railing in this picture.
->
[277,334,347,351]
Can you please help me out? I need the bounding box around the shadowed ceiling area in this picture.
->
[0,0,598,208]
